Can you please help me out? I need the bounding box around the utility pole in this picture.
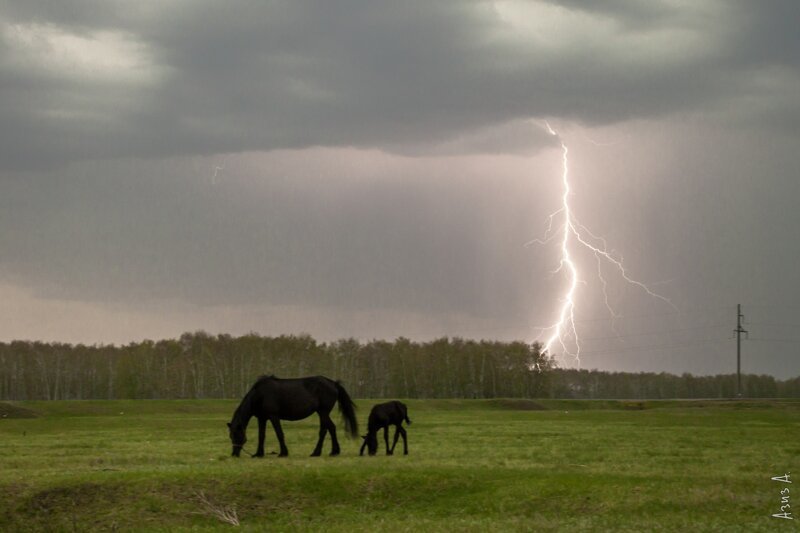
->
[734,304,748,398]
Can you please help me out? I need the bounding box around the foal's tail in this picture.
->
[335,381,359,439]
[401,403,412,425]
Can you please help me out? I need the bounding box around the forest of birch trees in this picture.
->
[0,331,796,400]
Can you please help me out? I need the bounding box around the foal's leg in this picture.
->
[399,426,408,455]
[384,426,392,455]
[390,424,401,455]
[270,417,289,457]
[254,417,267,457]
[310,412,329,457]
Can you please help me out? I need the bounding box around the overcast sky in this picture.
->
[1,0,799,377]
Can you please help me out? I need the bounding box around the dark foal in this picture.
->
[228,375,358,457]
[360,401,411,456]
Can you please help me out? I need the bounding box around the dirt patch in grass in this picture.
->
[0,402,38,419]
[621,401,646,410]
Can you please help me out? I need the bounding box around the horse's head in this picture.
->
[227,421,247,457]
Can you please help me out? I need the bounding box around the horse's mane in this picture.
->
[233,375,276,421]
[253,374,277,386]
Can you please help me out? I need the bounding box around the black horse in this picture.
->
[227,375,358,457]
[360,400,411,456]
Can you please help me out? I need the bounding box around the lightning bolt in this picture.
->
[533,122,675,366]
[211,156,227,185]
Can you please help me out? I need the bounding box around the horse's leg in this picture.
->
[384,426,392,455]
[254,417,267,457]
[326,416,340,456]
[310,413,328,457]
[359,434,368,456]
[270,417,289,457]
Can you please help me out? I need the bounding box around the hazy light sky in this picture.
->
[1,1,799,376]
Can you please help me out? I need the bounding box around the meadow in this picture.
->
[1,398,798,531]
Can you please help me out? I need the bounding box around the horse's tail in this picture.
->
[335,380,359,439]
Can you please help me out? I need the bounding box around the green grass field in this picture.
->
[1,399,798,531]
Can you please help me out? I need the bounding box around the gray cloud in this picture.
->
[0,151,549,320]
[0,1,798,169]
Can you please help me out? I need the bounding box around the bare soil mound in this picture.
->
[0,402,38,419]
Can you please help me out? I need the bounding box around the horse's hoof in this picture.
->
[330,451,340,456]
[310,452,321,457]
[279,452,289,457]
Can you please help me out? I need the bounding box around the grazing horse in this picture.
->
[360,401,411,456]
[227,375,358,457]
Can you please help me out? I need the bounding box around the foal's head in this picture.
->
[360,432,379,456]
[227,422,247,457]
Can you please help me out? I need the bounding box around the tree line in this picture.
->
[0,332,797,400]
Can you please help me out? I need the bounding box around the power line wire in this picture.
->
[578,324,729,342]
[571,338,723,357]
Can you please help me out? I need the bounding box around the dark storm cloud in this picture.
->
[0,0,798,169]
